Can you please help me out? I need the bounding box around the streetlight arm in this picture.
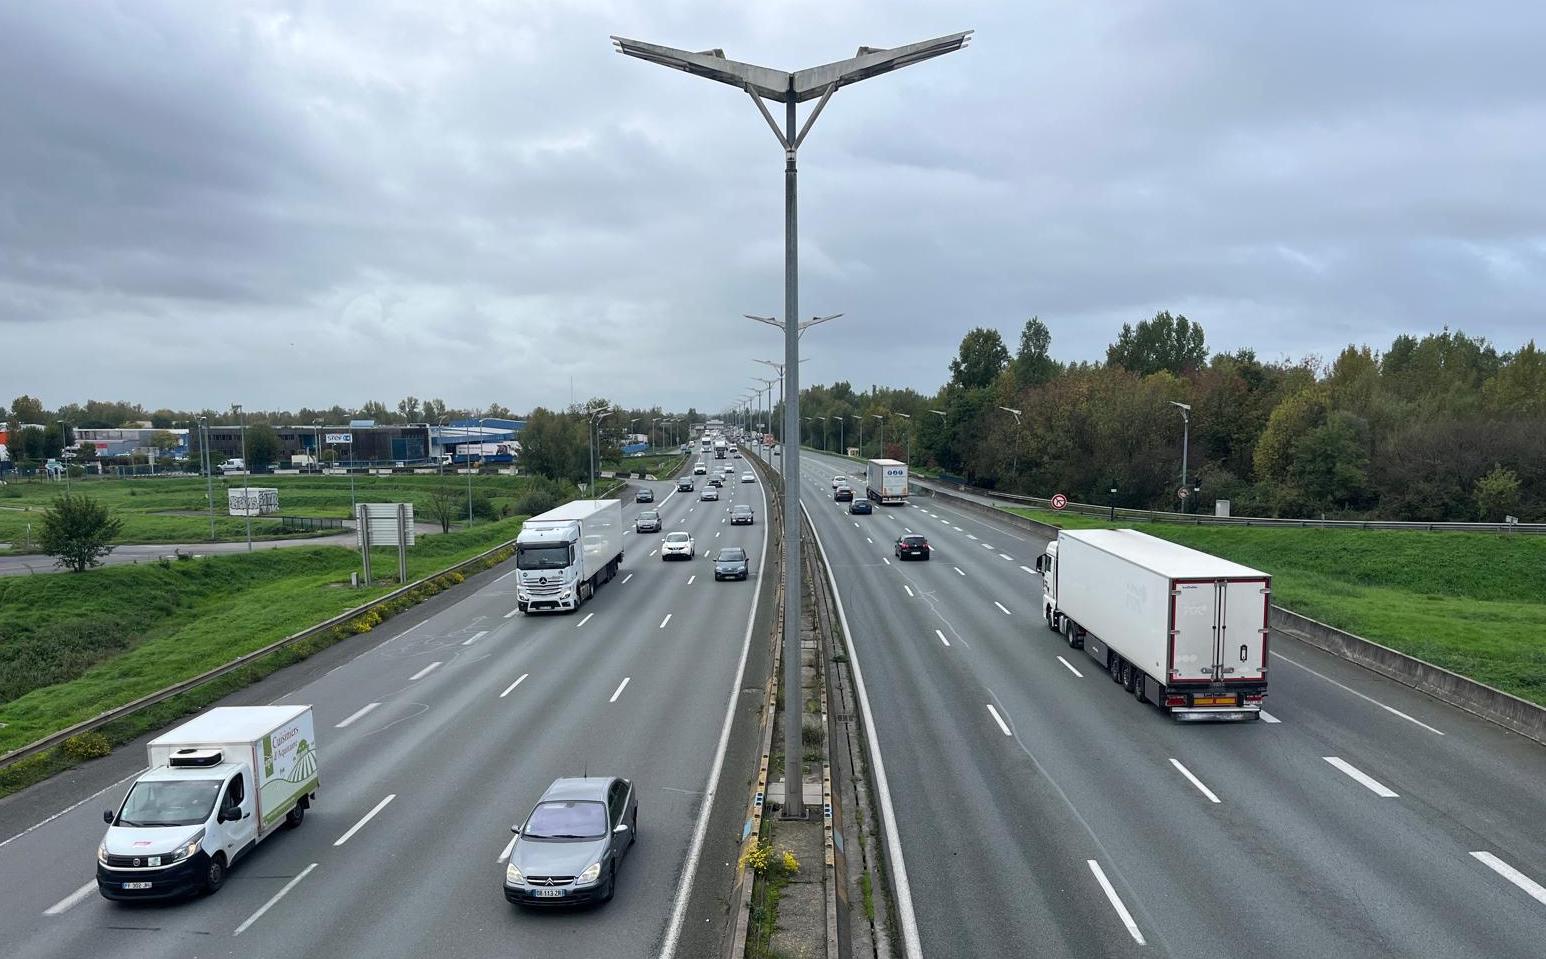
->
[611,36,795,101]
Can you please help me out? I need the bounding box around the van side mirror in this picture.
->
[510,825,521,836]
[613,823,629,834]
[103,810,114,824]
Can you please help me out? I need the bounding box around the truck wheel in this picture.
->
[1121,660,1136,693]
[285,803,305,829]
[1109,655,1122,683]
[203,854,227,894]
[1063,620,1078,649]
[1133,674,1148,704]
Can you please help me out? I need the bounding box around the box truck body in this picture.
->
[516,499,625,613]
[865,459,909,504]
[1037,530,1269,719]
[98,706,318,900]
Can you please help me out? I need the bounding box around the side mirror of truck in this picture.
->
[103,810,114,824]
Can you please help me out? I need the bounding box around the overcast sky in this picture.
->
[2,1,1542,416]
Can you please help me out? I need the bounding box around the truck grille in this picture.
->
[524,581,563,597]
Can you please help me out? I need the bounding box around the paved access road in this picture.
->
[775,447,1546,959]
[0,468,769,959]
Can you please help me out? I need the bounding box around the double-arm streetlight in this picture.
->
[614,29,971,827]
[871,413,886,458]
[589,406,613,495]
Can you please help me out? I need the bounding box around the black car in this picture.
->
[730,504,754,525]
[504,777,637,907]
[834,486,854,502]
[848,499,872,515]
[677,477,694,492]
[707,476,723,487]
[714,547,749,581]
[635,488,654,503]
[895,534,931,561]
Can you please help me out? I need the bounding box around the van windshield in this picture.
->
[517,543,572,570]
[116,779,222,827]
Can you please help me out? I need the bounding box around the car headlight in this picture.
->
[169,831,204,863]
[505,862,525,885]
[97,841,110,864]
[576,862,602,885]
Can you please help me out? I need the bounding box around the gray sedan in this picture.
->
[714,547,750,581]
[504,777,637,907]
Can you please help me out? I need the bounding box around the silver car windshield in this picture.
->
[117,779,221,827]
[666,532,690,543]
[524,800,607,840]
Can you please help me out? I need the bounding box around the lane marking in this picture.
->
[497,835,518,863]
[1324,756,1399,797]
[999,553,1013,561]
[715,531,721,538]
[1019,565,1036,575]
[334,795,395,847]
[994,601,1012,616]
[500,673,529,698]
[1057,656,1084,678]
[1088,860,1147,945]
[504,608,520,618]
[408,662,441,681]
[43,881,96,916]
[649,548,658,557]
[394,620,428,638]
[1259,709,1282,723]
[980,543,993,550]
[234,862,318,936]
[462,630,489,646]
[904,527,913,533]
[622,573,634,584]
[935,629,950,647]
[576,612,594,628]
[966,533,977,539]
[687,575,696,585]
[335,702,380,728]
[883,557,892,566]
[903,584,915,598]
[659,613,672,629]
[866,537,874,544]
[986,704,1013,736]
[954,566,965,576]
[0,767,148,851]
[1274,653,1444,735]
[1169,758,1222,804]
[610,677,631,703]
[1471,852,1546,907]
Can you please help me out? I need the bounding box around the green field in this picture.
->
[0,471,550,549]
[1007,507,1546,706]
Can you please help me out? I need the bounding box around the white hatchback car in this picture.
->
[832,475,846,489]
[741,472,755,483]
[660,531,695,560]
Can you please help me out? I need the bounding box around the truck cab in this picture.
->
[1035,541,1059,627]
[516,523,583,611]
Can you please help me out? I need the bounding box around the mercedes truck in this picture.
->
[516,499,624,613]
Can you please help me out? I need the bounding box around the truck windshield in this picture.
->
[116,779,222,827]
[517,543,572,570]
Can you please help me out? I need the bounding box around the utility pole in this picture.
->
[234,404,252,552]
[1170,401,1192,513]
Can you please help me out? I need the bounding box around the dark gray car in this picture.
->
[504,777,637,907]
[714,547,749,581]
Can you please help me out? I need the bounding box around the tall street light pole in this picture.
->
[871,413,886,458]
[615,30,971,828]
[590,407,613,495]
[468,417,490,527]
[199,416,214,540]
[1170,401,1192,513]
[55,420,71,493]
[234,404,252,551]
[895,412,912,467]
[999,406,1023,487]
[852,414,863,460]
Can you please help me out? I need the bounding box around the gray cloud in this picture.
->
[2,0,1543,415]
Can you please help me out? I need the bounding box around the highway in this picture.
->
[0,461,769,959]
[775,446,1546,959]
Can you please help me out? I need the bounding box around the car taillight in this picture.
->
[1164,694,1188,708]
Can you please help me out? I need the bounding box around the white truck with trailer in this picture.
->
[1035,529,1270,719]
[516,499,624,613]
[865,458,909,505]
[97,705,319,900]
[714,438,728,459]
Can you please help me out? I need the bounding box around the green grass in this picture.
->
[1006,507,1546,706]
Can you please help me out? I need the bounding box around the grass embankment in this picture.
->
[0,517,525,776]
[1007,507,1546,706]
[0,472,542,548]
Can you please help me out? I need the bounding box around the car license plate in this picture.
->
[533,888,565,898]
[123,882,153,890]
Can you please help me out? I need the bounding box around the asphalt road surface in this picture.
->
[775,446,1546,959]
[0,466,769,958]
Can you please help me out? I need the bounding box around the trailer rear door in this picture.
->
[1221,579,1269,681]
[1169,581,1220,682]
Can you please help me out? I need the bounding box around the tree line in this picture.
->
[782,314,1544,521]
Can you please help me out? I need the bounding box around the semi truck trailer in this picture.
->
[1035,529,1270,720]
[865,458,909,504]
[516,499,624,613]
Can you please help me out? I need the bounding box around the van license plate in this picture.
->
[123,882,152,890]
[533,888,565,898]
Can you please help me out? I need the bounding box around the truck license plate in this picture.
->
[533,888,565,898]
[123,882,153,890]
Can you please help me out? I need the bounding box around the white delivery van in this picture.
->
[97,705,319,900]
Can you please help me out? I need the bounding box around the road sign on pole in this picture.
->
[1050,493,1068,510]
[1178,486,1190,499]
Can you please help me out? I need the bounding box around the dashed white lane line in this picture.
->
[903,584,915,598]
[935,629,950,647]
[623,573,634,584]
[854,522,860,528]
[953,525,963,531]
[980,543,993,550]
[1275,653,1444,735]
[985,704,1013,736]
[883,557,892,566]
[954,567,965,576]
[408,662,441,681]
[1324,756,1399,797]
[660,613,673,629]
[334,795,395,847]
[462,630,489,646]
[610,677,631,703]
[497,835,517,863]
[998,553,1013,561]
[1020,565,1036,575]
[1471,851,1546,907]
[867,537,874,544]
[649,548,658,557]
[687,575,696,585]
[1169,758,1222,804]
[233,863,318,936]
[1057,656,1084,678]
[994,601,1012,616]
[43,881,96,916]
[335,702,381,728]
[504,608,520,618]
[1259,709,1282,723]
[577,612,594,628]
[1088,859,1146,945]
[500,673,529,698]
[715,531,722,538]
[967,533,978,540]
[904,527,913,533]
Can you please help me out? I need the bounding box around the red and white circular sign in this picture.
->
[1050,493,1068,510]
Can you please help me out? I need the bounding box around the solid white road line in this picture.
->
[499,673,529,698]
[462,630,488,646]
[903,584,915,597]
[408,662,441,681]
[1088,859,1147,945]
[1275,653,1444,735]
[1324,756,1399,797]
[986,704,1013,736]
[610,677,630,703]
[999,553,1013,561]
[335,702,381,728]
[622,573,633,584]
[43,881,96,916]
[234,863,318,936]
[1057,656,1084,678]
[1019,565,1036,575]
[497,835,517,863]
[659,613,672,629]
[576,612,594,628]
[1259,709,1282,723]
[935,629,951,647]
[1169,758,1222,803]
[0,766,148,851]
[1471,852,1546,907]
[504,608,520,618]
[994,601,1012,616]
[334,795,395,847]
[394,620,428,638]
[687,575,696,585]
[954,566,965,576]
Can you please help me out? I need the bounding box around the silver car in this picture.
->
[504,777,637,907]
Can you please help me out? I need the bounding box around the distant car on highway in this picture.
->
[834,485,854,502]
[714,547,749,581]
[661,531,695,560]
[832,475,846,489]
[635,509,661,533]
[730,504,754,525]
[707,476,723,487]
[896,534,931,561]
[635,488,653,503]
[677,477,694,492]
[701,487,719,501]
[504,777,636,907]
[693,462,707,475]
[741,472,755,483]
[849,499,872,515]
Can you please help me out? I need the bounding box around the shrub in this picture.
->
[62,730,112,760]
[512,489,561,517]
